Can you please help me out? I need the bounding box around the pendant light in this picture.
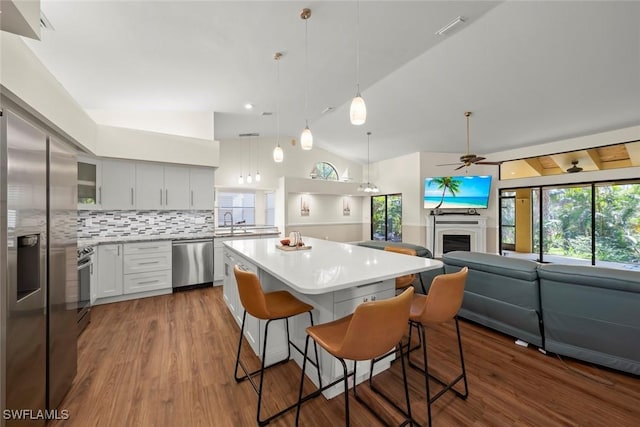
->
[358,131,378,193]
[300,8,313,150]
[273,52,284,163]
[350,0,366,125]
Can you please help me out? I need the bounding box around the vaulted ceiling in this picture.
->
[23,1,640,164]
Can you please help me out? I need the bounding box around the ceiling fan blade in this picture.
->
[475,161,503,165]
[436,162,463,166]
[454,164,467,171]
[470,156,486,163]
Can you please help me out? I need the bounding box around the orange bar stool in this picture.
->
[233,266,322,426]
[295,287,415,427]
[384,246,427,294]
[407,267,469,427]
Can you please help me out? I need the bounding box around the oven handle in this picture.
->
[78,258,92,270]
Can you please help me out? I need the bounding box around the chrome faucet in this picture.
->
[223,212,234,232]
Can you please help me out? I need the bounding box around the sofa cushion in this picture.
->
[356,240,432,258]
[443,251,539,281]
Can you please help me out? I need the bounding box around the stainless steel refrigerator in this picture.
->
[1,104,78,425]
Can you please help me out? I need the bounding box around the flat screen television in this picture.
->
[424,175,492,209]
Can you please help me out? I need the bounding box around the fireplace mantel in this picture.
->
[426,214,487,258]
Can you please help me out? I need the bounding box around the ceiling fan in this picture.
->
[566,160,583,173]
[438,112,502,170]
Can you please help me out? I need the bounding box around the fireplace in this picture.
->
[443,234,471,253]
[426,215,487,258]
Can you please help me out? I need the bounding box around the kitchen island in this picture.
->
[223,236,443,398]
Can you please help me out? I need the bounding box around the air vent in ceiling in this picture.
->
[261,112,273,116]
[40,12,55,30]
[238,133,259,137]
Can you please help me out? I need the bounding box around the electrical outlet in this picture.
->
[148,217,155,225]
[195,217,205,225]
[85,218,92,227]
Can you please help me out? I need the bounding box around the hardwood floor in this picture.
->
[52,286,639,426]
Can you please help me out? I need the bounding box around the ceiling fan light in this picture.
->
[350,95,366,125]
[301,126,313,150]
[273,145,283,163]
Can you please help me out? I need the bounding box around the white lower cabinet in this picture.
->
[95,240,172,304]
[97,244,123,299]
[214,239,224,282]
[222,248,261,355]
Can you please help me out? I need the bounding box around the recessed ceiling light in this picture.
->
[244,103,254,110]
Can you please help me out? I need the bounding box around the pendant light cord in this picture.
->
[466,111,471,155]
[276,55,281,145]
[304,16,309,127]
[367,131,371,184]
[356,0,361,95]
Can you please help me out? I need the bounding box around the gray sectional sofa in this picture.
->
[538,264,640,376]
[426,251,640,376]
[442,252,543,347]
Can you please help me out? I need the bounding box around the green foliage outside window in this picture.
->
[506,181,640,267]
[372,194,402,242]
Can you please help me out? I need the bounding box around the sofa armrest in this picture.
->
[537,264,640,293]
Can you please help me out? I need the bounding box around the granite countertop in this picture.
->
[78,229,281,248]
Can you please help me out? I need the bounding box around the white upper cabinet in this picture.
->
[101,159,136,210]
[164,165,191,210]
[136,163,190,210]
[81,157,214,211]
[189,167,215,210]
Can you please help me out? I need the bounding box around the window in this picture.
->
[541,185,592,264]
[500,191,515,251]
[595,182,640,267]
[371,194,402,242]
[310,162,338,180]
[499,179,640,270]
[265,192,275,226]
[217,192,255,226]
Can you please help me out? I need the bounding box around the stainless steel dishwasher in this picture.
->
[172,239,214,290]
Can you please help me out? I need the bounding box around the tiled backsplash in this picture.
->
[78,210,214,239]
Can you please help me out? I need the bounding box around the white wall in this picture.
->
[0,0,41,40]
[287,194,363,226]
[374,152,424,244]
[215,136,363,191]
[87,110,215,141]
[0,33,220,167]
[0,32,97,151]
[95,125,219,167]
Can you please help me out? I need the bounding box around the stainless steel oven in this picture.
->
[77,247,93,334]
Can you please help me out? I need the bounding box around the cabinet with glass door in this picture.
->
[78,156,102,210]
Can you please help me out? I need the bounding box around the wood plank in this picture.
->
[51,286,640,426]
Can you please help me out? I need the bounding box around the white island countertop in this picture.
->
[223,236,443,295]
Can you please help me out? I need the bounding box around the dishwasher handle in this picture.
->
[172,239,212,245]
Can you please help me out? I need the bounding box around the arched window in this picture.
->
[310,162,339,181]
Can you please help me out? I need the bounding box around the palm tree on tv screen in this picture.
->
[430,176,462,209]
